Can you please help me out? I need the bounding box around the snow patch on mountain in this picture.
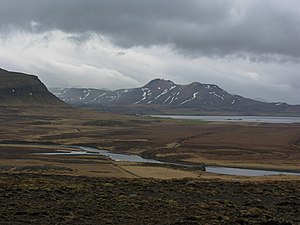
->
[134,88,151,104]
[180,92,199,105]
[49,78,300,115]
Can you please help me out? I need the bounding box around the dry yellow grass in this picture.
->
[120,164,202,179]
[1,106,300,177]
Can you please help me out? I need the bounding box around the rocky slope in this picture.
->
[51,78,300,115]
[0,68,67,107]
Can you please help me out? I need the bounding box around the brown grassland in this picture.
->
[0,106,300,224]
[1,106,300,172]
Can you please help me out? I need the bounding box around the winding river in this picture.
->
[39,146,300,177]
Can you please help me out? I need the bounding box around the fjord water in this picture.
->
[150,115,300,123]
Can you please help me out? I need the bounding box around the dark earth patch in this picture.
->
[0,173,299,225]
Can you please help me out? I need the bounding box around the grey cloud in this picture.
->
[1,0,300,59]
[1,29,300,104]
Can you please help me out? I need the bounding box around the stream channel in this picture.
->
[39,146,300,177]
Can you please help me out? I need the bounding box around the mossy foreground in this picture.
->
[0,173,299,225]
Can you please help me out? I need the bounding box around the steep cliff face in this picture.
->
[0,68,67,107]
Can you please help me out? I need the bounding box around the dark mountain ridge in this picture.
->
[0,68,67,107]
[51,78,300,116]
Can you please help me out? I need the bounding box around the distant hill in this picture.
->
[50,79,300,116]
[0,68,67,107]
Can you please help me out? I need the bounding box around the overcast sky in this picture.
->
[0,0,300,104]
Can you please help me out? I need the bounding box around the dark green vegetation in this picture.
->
[0,173,299,225]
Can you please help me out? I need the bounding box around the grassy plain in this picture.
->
[1,105,299,172]
[1,106,300,224]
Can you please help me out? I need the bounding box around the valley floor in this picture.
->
[0,106,300,224]
[1,106,300,172]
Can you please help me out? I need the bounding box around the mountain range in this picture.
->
[0,67,299,116]
[50,78,300,116]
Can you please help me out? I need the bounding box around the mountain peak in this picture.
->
[51,78,300,116]
[145,78,175,86]
[188,81,202,87]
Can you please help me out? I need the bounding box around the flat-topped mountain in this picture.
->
[0,68,67,107]
[51,78,300,115]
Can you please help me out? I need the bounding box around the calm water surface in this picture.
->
[150,115,300,123]
[38,146,300,177]
[205,166,300,176]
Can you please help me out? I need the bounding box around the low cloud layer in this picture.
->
[0,1,300,104]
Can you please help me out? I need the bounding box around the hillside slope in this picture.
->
[0,68,67,107]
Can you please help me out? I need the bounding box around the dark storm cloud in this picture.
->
[1,0,300,59]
